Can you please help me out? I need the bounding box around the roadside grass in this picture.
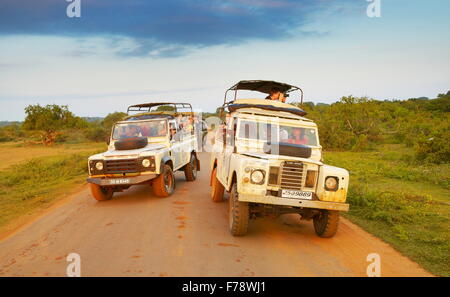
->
[0,141,106,170]
[0,145,104,234]
[324,144,450,276]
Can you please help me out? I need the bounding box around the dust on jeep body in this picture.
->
[210,81,349,238]
[87,102,200,201]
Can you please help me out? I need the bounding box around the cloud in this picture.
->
[0,0,362,57]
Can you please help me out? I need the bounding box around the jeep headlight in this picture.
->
[95,162,104,171]
[250,169,265,185]
[325,176,338,191]
[142,158,151,168]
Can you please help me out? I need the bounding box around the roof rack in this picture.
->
[127,102,193,115]
[224,80,304,105]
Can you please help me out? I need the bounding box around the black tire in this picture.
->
[229,183,249,236]
[152,164,175,197]
[114,137,148,150]
[184,154,198,181]
[210,167,224,202]
[313,210,340,238]
[90,184,113,201]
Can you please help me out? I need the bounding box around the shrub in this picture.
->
[415,128,450,164]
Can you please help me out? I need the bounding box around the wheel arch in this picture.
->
[210,158,218,186]
[227,171,238,192]
[191,150,201,171]
[161,156,173,170]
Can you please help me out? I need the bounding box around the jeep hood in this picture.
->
[242,151,323,166]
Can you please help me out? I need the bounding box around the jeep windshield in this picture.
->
[112,120,168,140]
[238,120,318,147]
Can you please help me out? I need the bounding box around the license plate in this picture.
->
[281,190,313,200]
[109,178,130,185]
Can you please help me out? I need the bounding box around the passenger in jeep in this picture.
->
[266,87,286,102]
[121,125,141,138]
[157,123,168,137]
[287,128,309,145]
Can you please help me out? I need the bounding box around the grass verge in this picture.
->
[0,149,101,234]
[324,145,449,276]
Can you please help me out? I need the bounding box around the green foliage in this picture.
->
[0,150,101,229]
[155,105,175,112]
[83,112,126,142]
[415,126,450,164]
[101,112,127,130]
[22,104,89,145]
[296,92,449,164]
[325,147,450,276]
[84,126,109,142]
[23,104,84,132]
[0,124,25,142]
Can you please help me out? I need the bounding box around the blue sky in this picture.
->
[0,0,449,120]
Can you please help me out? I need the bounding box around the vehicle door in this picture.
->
[219,117,236,185]
[169,120,183,170]
[180,120,195,166]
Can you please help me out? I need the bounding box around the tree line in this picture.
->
[0,91,448,164]
[293,91,449,164]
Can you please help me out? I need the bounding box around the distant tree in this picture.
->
[84,112,127,143]
[101,112,127,130]
[23,104,83,145]
[427,91,450,112]
[155,105,175,112]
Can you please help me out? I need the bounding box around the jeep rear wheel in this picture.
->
[184,154,197,181]
[210,167,224,202]
[313,210,340,238]
[153,164,175,197]
[90,184,114,201]
[229,183,249,236]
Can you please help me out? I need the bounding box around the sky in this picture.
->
[0,0,449,121]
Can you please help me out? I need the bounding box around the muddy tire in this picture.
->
[210,167,224,202]
[152,164,175,197]
[184,154,198,181]
[229,183,249,236]
[90,184,114,201]
[313,210,340,238]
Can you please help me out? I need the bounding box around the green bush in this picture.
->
[84,126,108,142]
[415,128,450,164]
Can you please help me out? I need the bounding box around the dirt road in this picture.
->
[0,153,431,276]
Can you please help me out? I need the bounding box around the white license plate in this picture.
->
[109,179,130,185]
[281,190,313,200]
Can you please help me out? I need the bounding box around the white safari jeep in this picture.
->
[210,81,349,237]
[87,102,200,201]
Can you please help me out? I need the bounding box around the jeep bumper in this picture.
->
[238,194,349,212]
[87,174,157,186]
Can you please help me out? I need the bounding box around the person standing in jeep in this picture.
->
[87,102,200,201]
[266,87,286,102]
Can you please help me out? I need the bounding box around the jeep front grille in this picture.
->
[104,159,139,174]
[280,161,304,190]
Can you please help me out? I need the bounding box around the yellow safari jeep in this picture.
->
[87,102,200,201]
[210,81,349,238]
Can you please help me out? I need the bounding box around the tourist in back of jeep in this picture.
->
[210,81,350,238]
[87,102,200,201]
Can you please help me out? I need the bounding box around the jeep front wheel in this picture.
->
[229,183,249,236]
[313,210,340,238]
[90,184,114,201]
[184,154,197,181]
[210,167,224,202]
[153,164,175,197]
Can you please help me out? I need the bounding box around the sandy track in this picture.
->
[0,153,431,276]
